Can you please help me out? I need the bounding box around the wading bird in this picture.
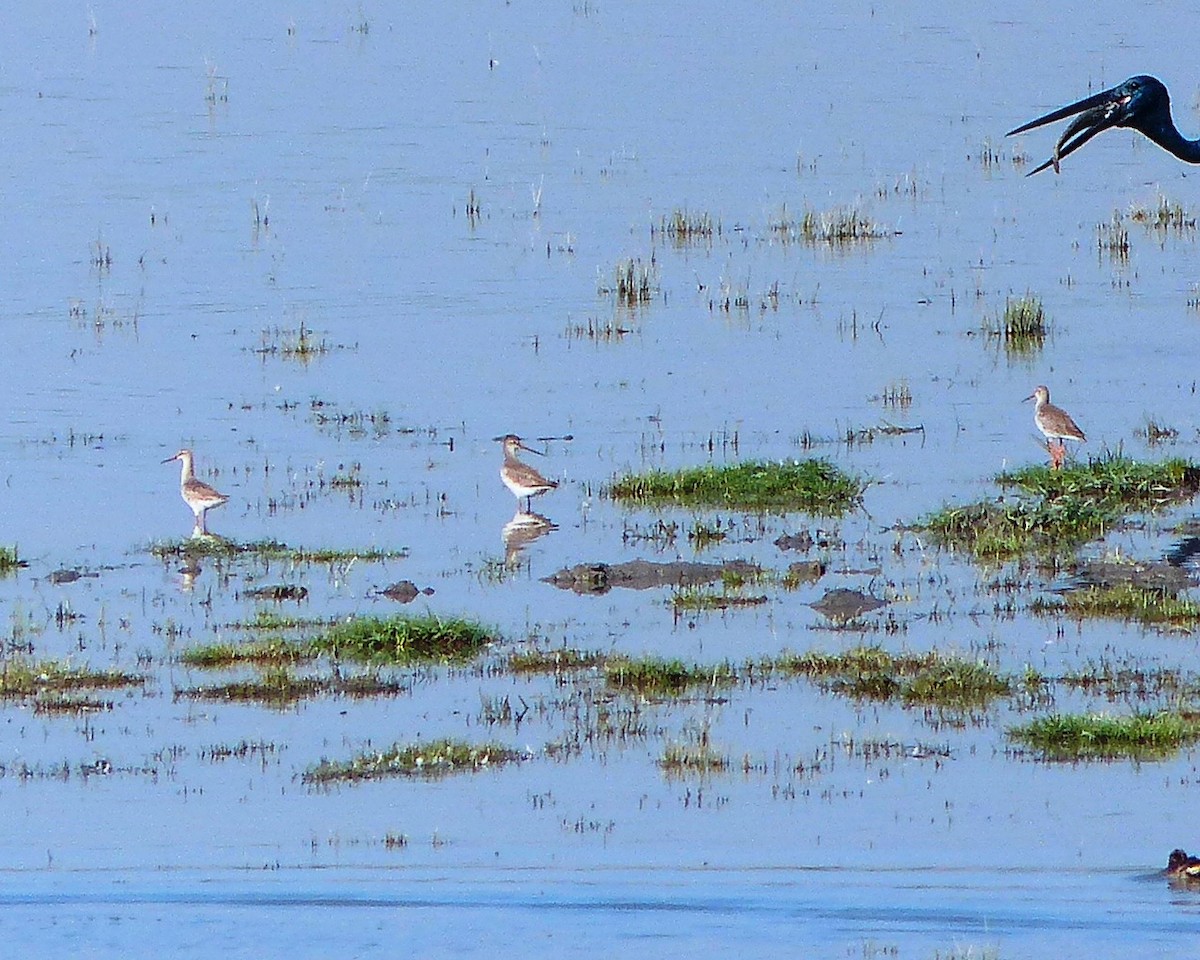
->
[1167,849,1200,882]
[495,434,558,512]
[1025,386,1085,470]
[1008,75,1200,175]
[163,448,229,535]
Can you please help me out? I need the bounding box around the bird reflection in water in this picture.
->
[178,558,202,591]
[502,510,557,567]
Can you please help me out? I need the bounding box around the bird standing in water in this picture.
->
[1008,75,1200,175]
[495,434,557,513]
[1025,386,1085,470]
[163,448,229,535]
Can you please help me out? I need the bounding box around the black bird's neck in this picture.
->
[1140,115,1200,163]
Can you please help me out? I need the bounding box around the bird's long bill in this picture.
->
[1006,86,1118,137]
[1008,85,1128,175]
[161,454,180,464]
[517,441,544,456]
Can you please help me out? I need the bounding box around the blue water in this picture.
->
[1,1,1200,955]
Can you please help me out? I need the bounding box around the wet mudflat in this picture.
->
[2,1,1200,956]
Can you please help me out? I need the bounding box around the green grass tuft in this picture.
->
[604,655,738,697]
[773,204,890,245]
[660,741,730,776]
[0,659,142,696]
[921,455,1200,562]
[983,294,1048,356]
[765,647,1009,707]
[180,638,313,668]
[312,614,495,664]
[1009,711,1200,759]
[508,647,607,674]
[608,459,864,514]
[1034,582,1200,626]
[176,667,406,707]
[997,455,1198,508]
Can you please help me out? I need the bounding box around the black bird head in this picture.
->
[1007,75,1171,175]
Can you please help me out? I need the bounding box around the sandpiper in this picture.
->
[1025,385,1085,470]
[163,448,229,535]
[495,434,557,512]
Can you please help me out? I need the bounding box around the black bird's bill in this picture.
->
[1007,83,1134,176]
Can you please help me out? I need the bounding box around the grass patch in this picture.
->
[773,204,891,246]
[604,655,738,697]
[983,295,1047,356]
[1129,195,1196,233]
[997,455,1199,508]
[176,668,406,707]
[176,668,325,707]
[33,694,115,715]
[671,587,768,611]
[660,740,730,776]
[180,638,312,669]
[508,647,607,674]
[608,458,864,514]
[151,538,407,563]
[1141,418,1179,445]
[254,322,341,363]
[1034,583,1200,627]
[1097,212,1131,262]
[601,257,657,307]
[920,455,1200,562]
[229,610,338,632]
[311,614,495,665]
[303,737,525,784]
[653,208,718,246]
[1059,660,1195,701]
[766,646,1010,707]
[0,659,142,696]
[1009,711,1200,760]
[919,497,1116,562]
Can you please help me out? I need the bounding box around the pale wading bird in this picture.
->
[162,448,229,535]
[495,434,557,512]
[1008,75,1200,175]
[1025,385,1085,470]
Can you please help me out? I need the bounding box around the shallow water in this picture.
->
[2,1,1200,955]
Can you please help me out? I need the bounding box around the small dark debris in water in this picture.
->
[810,588,888,621]
[774,531,814,552]
[380,580,433,603]
[48,569,85,585]
[785,560,826,585]
[243,584,309,602]
[543,559,760,595]
[1071,560,1193,594]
